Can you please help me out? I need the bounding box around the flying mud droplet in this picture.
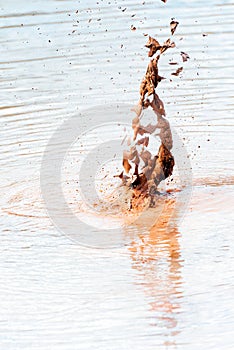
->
[145,36,161,57]
[171,67,183,76]
[170,19,179,35]
[180,51,190,62]
[160,38,176,54]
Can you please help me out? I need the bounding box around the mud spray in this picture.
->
[116,19,189,211]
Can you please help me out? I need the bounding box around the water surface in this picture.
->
[0,0,234,349]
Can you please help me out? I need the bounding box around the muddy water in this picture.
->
[0,0,234,349]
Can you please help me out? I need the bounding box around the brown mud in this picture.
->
[118,20,187,209]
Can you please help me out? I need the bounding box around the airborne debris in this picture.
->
[116,18,188,209]
[136,137,149,147]
[145,36,161,57]
[123,158,132,173]
[171,67,183,76]
[160,38,175,54]
[180,51,190,62]
[170,19,179,35]
[139,55,160,101]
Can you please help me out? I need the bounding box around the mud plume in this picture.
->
[119,21,186,209]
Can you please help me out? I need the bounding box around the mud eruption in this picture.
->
[118,22,184,209]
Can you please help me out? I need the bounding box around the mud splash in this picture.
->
[118,20,188,210]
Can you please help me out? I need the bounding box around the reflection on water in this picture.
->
[129,199,183,348]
